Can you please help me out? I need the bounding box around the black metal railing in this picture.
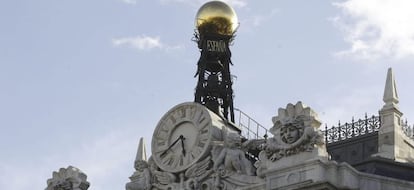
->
[323,114,381,144]
[234,108,268,140]
[402,119,414,138]
[233,109,414,143]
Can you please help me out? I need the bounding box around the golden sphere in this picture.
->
[195,1,238,35]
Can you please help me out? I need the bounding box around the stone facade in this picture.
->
[265,158,414,190]
[45,68,414,190]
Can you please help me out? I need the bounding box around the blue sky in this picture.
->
[1,0,414,189]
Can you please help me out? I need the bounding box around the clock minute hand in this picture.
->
[180,136,186,156]
[160,135,182,157]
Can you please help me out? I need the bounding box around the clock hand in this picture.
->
[160,135,183,157]
[180,136,186,156]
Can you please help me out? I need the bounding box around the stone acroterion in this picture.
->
[135,137,147,162]
[383,67,399,109]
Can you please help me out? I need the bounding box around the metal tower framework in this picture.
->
[194,31,235,122]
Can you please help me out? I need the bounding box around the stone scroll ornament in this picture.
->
[261,102,325,162]
[45,166,90,190]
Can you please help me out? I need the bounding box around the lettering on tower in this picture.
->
[206,40,226,52]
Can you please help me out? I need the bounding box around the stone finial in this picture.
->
[126,138,151,190]
[376,68,414,162]
[383,67,399,109]
[45,166,90,190]
[135,137,147,163]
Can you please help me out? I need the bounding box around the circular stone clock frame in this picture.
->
[151,102,213,173]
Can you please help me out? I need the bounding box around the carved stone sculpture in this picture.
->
[149,155,212,190]
[126,138,152,190]
[210,132,263,189]
[262,102,324,161]
[45,166,89,190]
[184,155,214,189]
[254,102,327,176]
[213,132,254,176]
[126,160,152,190]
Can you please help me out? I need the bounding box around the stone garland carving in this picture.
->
[45,166,90,190]
[259,102,325,161]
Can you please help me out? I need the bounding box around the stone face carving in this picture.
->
[45,166,89,190]
[259,102,325,162]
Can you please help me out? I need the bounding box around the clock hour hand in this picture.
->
[180,136,186,156]
[160,135,183,157]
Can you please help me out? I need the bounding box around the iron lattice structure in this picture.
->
[193,31,235,122]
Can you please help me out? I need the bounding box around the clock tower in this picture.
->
[193,0,238,122]
[128,1,264,190]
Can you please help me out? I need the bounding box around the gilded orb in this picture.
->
[195,1,239,35]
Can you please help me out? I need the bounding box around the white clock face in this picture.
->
[152,103,212,173]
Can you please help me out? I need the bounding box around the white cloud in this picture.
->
[241,8,279,30]
[121,0,137,4]
[222,0,247,8]
[333,0,414,61]
[112,35,182,51]
[159,0,247,8]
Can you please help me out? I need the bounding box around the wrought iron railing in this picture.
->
[402,119,414,138]
[234,108,268,140]
[323,114,381,144]
[233,109,414,143]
